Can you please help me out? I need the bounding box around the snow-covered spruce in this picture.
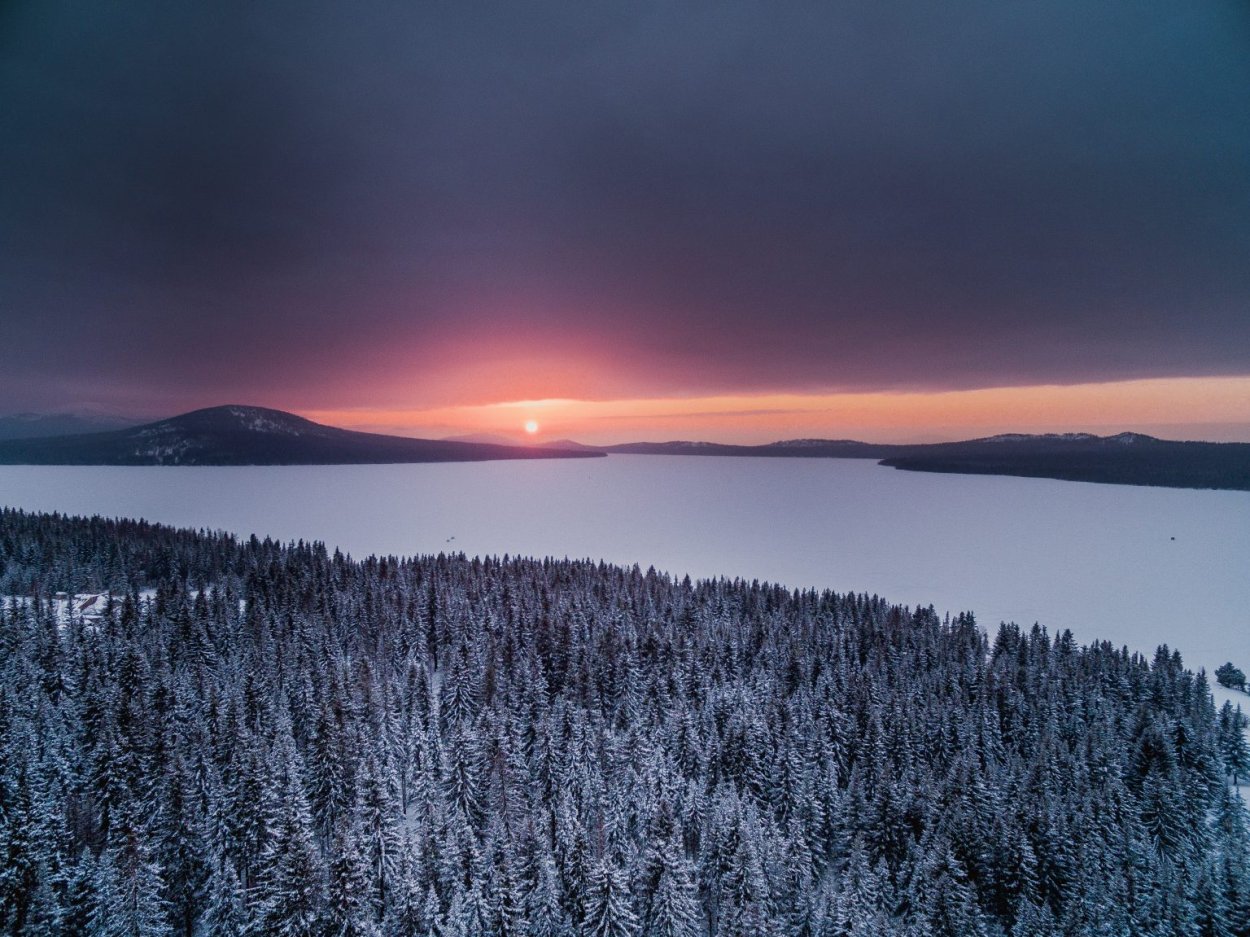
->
[0,508,1248,935]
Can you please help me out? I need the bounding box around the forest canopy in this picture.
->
[0,508,1247,936]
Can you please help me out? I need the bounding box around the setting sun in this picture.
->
[524,419,539,435]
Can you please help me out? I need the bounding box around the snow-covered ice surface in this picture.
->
[1,456,1246,686]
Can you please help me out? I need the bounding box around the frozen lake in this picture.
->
[1,455,1247,696]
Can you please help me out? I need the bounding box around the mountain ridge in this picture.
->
[0,410,1244,488]
[599,432,1250,490]
[0,410,140,440]
[0,405,606,466]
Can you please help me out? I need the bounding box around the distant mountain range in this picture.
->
[0,406,604,466]
[599,432,1250,490]
[444,432,601,451]
[0,411,139,440]
[0,406,1245,488]
[602,439,896,457]
[876,431,1250,490]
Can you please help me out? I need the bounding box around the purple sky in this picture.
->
[2,0,1248,419]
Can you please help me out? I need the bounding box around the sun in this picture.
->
[524,420,539,435]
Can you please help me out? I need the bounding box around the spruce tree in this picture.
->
[250,731,324,937]
[87,845,173,937]
[645,844,701,937]
[584,860,639,937]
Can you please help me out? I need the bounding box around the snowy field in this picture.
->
[1,455,1247,701]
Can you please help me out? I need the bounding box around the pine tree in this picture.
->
[383,846,435,937]
[88,845,173,937]
[326,813,380,937]
[309,685,354,845]
[909,845,987,937]
[527,849,574,937]
[439,882,491,937]
[250,732,325,937]
[0,741,39,934]
[645,843,701,937]
[1010,901,1060,937]
[196,860,248,937]
[356,749,403,920]
[584,860,640,937]
[153,750,210,937]
[1220,704,1250,785]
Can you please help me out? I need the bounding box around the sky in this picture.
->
[2,0,1248,442]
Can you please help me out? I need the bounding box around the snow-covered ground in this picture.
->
[4,589,157,627]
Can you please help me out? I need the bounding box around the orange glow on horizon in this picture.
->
[301,376,1250,445]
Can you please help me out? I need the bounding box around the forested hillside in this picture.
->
[1,509,1247,936]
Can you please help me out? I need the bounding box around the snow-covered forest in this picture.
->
[1,509,1248,936]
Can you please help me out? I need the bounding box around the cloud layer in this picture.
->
[2,0,1248,413]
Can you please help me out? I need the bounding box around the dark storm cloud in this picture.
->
[2,0,1248,411]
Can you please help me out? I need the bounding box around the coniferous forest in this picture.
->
[1,508,1248,937]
